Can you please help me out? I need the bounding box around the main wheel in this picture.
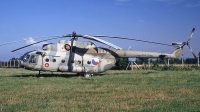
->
[84,73,92,78]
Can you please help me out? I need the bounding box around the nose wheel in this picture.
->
[77,72,93,78]
[37,71,43,78]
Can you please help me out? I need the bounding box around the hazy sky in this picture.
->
[0,0,200,60]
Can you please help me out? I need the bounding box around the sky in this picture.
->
[0,0,200,61]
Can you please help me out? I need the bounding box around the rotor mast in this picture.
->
[67,31,78,71]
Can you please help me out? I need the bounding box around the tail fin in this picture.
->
[171,46,183,58]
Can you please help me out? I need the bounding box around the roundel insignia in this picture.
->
[64,44,71,51]
[44,63,50,68]
[92,58,99,66]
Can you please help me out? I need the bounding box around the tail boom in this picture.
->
[108,47,183,59]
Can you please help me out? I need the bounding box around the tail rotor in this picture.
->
[172,28,197,59]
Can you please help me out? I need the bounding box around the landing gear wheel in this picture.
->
[84,73,93,78]
[37,71,44,78]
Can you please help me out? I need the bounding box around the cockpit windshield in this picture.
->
[24,55,30,62]
[19,51,35,61]
[29,55,36,63]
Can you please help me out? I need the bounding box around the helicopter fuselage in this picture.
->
[19,40,116,74]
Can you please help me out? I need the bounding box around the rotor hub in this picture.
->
[72,31,76,37]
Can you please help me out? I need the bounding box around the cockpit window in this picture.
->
[20,51,36,61]
[42,44,48,50]
[29,55,36,63]
[23,55,30,62]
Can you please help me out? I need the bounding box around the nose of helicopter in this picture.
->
[18,51,32,68]
[19,60,24,68]
[18,56,24,68]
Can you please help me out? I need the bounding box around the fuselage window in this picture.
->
[45,58,49,62]
[61,59,65,63]
[52,59,56,63]
[78,60,81,64]
[29,55,36,63]
[87,61,91,64]
[42,44,48,50]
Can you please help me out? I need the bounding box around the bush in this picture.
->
[159,65,200,71]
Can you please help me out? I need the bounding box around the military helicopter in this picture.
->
[9,28,196,77]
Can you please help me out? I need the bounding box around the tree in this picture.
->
[185,58,197,64]
[8,57,19,67]
[115,58,128,70]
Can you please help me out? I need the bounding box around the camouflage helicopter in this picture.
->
[10,28,197,77]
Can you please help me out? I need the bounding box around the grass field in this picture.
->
[0,68,200,111]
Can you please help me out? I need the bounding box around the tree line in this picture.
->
[114,57,200,70]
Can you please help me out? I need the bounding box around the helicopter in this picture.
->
[8,28,197,77]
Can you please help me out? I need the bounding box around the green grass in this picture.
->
[0,68,200,111]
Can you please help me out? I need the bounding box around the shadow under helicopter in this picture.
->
[10,72,105,78]
[141,71,159,75]
[108,71,158,75]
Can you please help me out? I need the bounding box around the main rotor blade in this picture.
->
[187,44,197,59]
[92,35,172,46]
[187,28,195,42]
[0,35,65,47]
[82,35,122,49]
[11,36,62,52]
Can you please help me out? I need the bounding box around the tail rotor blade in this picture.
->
[187,28,195,42]
[187,44,197,59]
